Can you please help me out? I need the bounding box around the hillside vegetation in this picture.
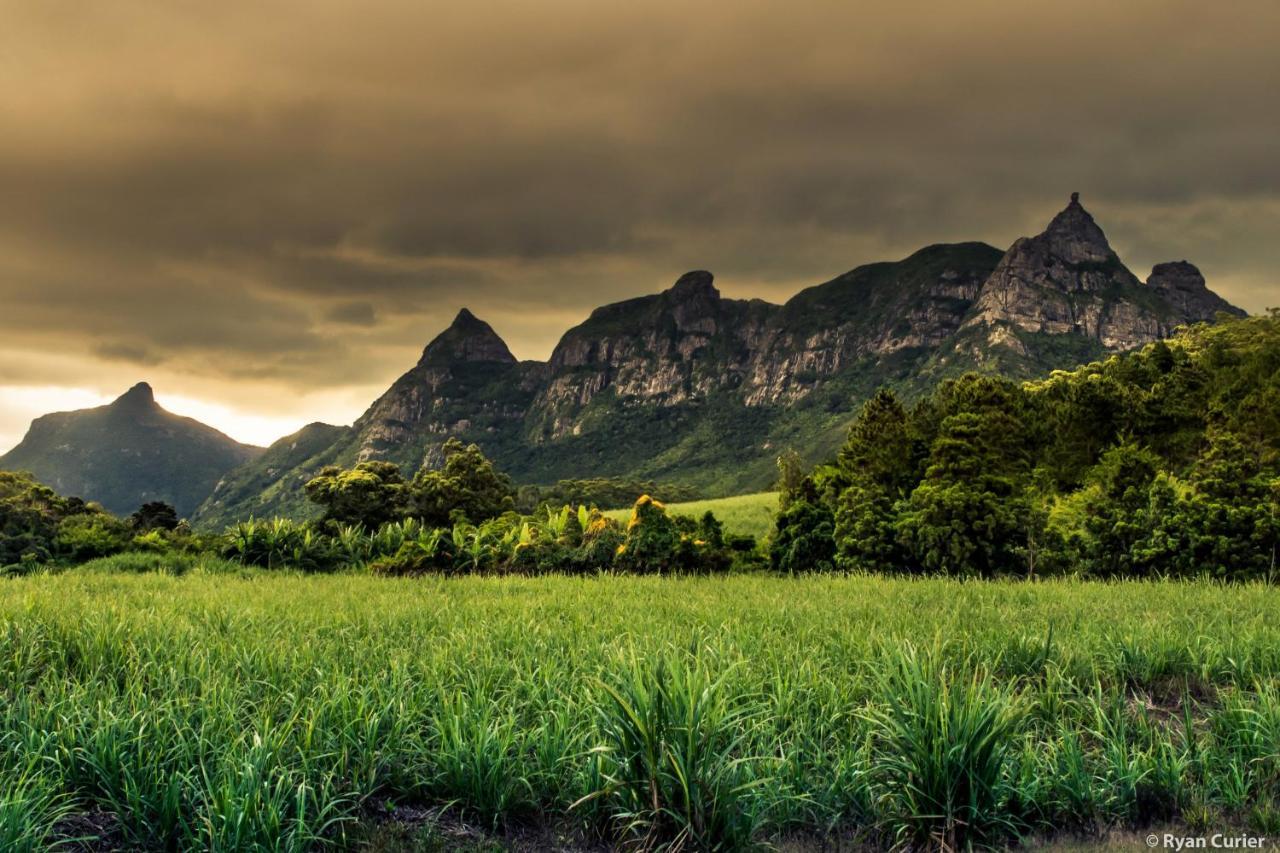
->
[1,569,1277,851]
[775,313,1280,579]
[6,316,1280,585]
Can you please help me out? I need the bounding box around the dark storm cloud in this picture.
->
[1,0,1279,444]
[324,302,377,327]
[92,343,165,367]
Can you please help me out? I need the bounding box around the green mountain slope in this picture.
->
[0,383,262,517]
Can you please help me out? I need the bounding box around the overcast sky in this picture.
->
[3,0,1279,451]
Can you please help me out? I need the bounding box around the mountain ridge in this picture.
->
[188,195,1243,527]
[0,195,1244,526]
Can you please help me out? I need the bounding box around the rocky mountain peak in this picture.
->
[1147,260,1205,291]
[112,381,158,411]
[959,193,1242,352]
[419,310,517,367]
[1147,261,1246,321]
[1040,192,1115,264]
[663,270,722,331]
[667,270,719,302]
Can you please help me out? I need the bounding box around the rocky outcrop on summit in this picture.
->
[0,383,262,516]
[961,194,1242,352]
[1147,261,1245,321]
[418,308,518,366]
[348,309,536,466]
[529,271,775,438]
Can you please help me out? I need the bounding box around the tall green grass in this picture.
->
[1,571,1278,850]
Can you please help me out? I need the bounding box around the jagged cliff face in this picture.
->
[962,193,1242,353]
[1147,261,1244,321]
[529,243,1006,438]
[342,310,538,471]
[745,242,1004,405]
[529,271,775,438]
[190,195,1244,526]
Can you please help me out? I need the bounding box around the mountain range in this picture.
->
[0,195,1243,525]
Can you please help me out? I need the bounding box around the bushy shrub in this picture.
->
[866,645,1024,849]
[368,527,454,576]
[587,655,769,849]
[575,510,626,572]
[610,496,733,575]
[54,513,130,561]
[614,496,679,574]
[221,518,342,572]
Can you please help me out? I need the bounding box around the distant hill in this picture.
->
[192,194,1242,528]
[0,383,262,517]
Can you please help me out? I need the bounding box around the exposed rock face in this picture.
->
[961,194,1242,352]
[1147,261,1245,321]
[963,193,1160,349]
[1038,192,1115,265]
[350,309,533,466]
[530,242,1006,437]
[186,195,1244,525]
[532,271,771,436]
[418,308,518,366]
[746,242,1003,405]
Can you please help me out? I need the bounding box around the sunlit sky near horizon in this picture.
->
[2,0,1279,453]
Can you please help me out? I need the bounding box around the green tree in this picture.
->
[1179,430,1280,579]
[1077,442,1165,577]
[409,438,516,527]
[834,389,917,573]
[305,461,408,528]
[896,412,1031,577]
[0,471,91,566]
[775,450,809,509]
[129,501,179,532]
[770,477,836,574]
[55,511,130,561]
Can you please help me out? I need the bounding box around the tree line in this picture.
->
[772,313,1280,580]
[1,437,758,576]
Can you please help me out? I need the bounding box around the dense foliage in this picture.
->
[219,497,753,577]
[304,437,517,530]
[782,315,1280,580]
[3,439,758,577]
[1,473,199,572]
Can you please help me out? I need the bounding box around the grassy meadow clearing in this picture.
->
[604,492,779,540]
[2,562,1279,851]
